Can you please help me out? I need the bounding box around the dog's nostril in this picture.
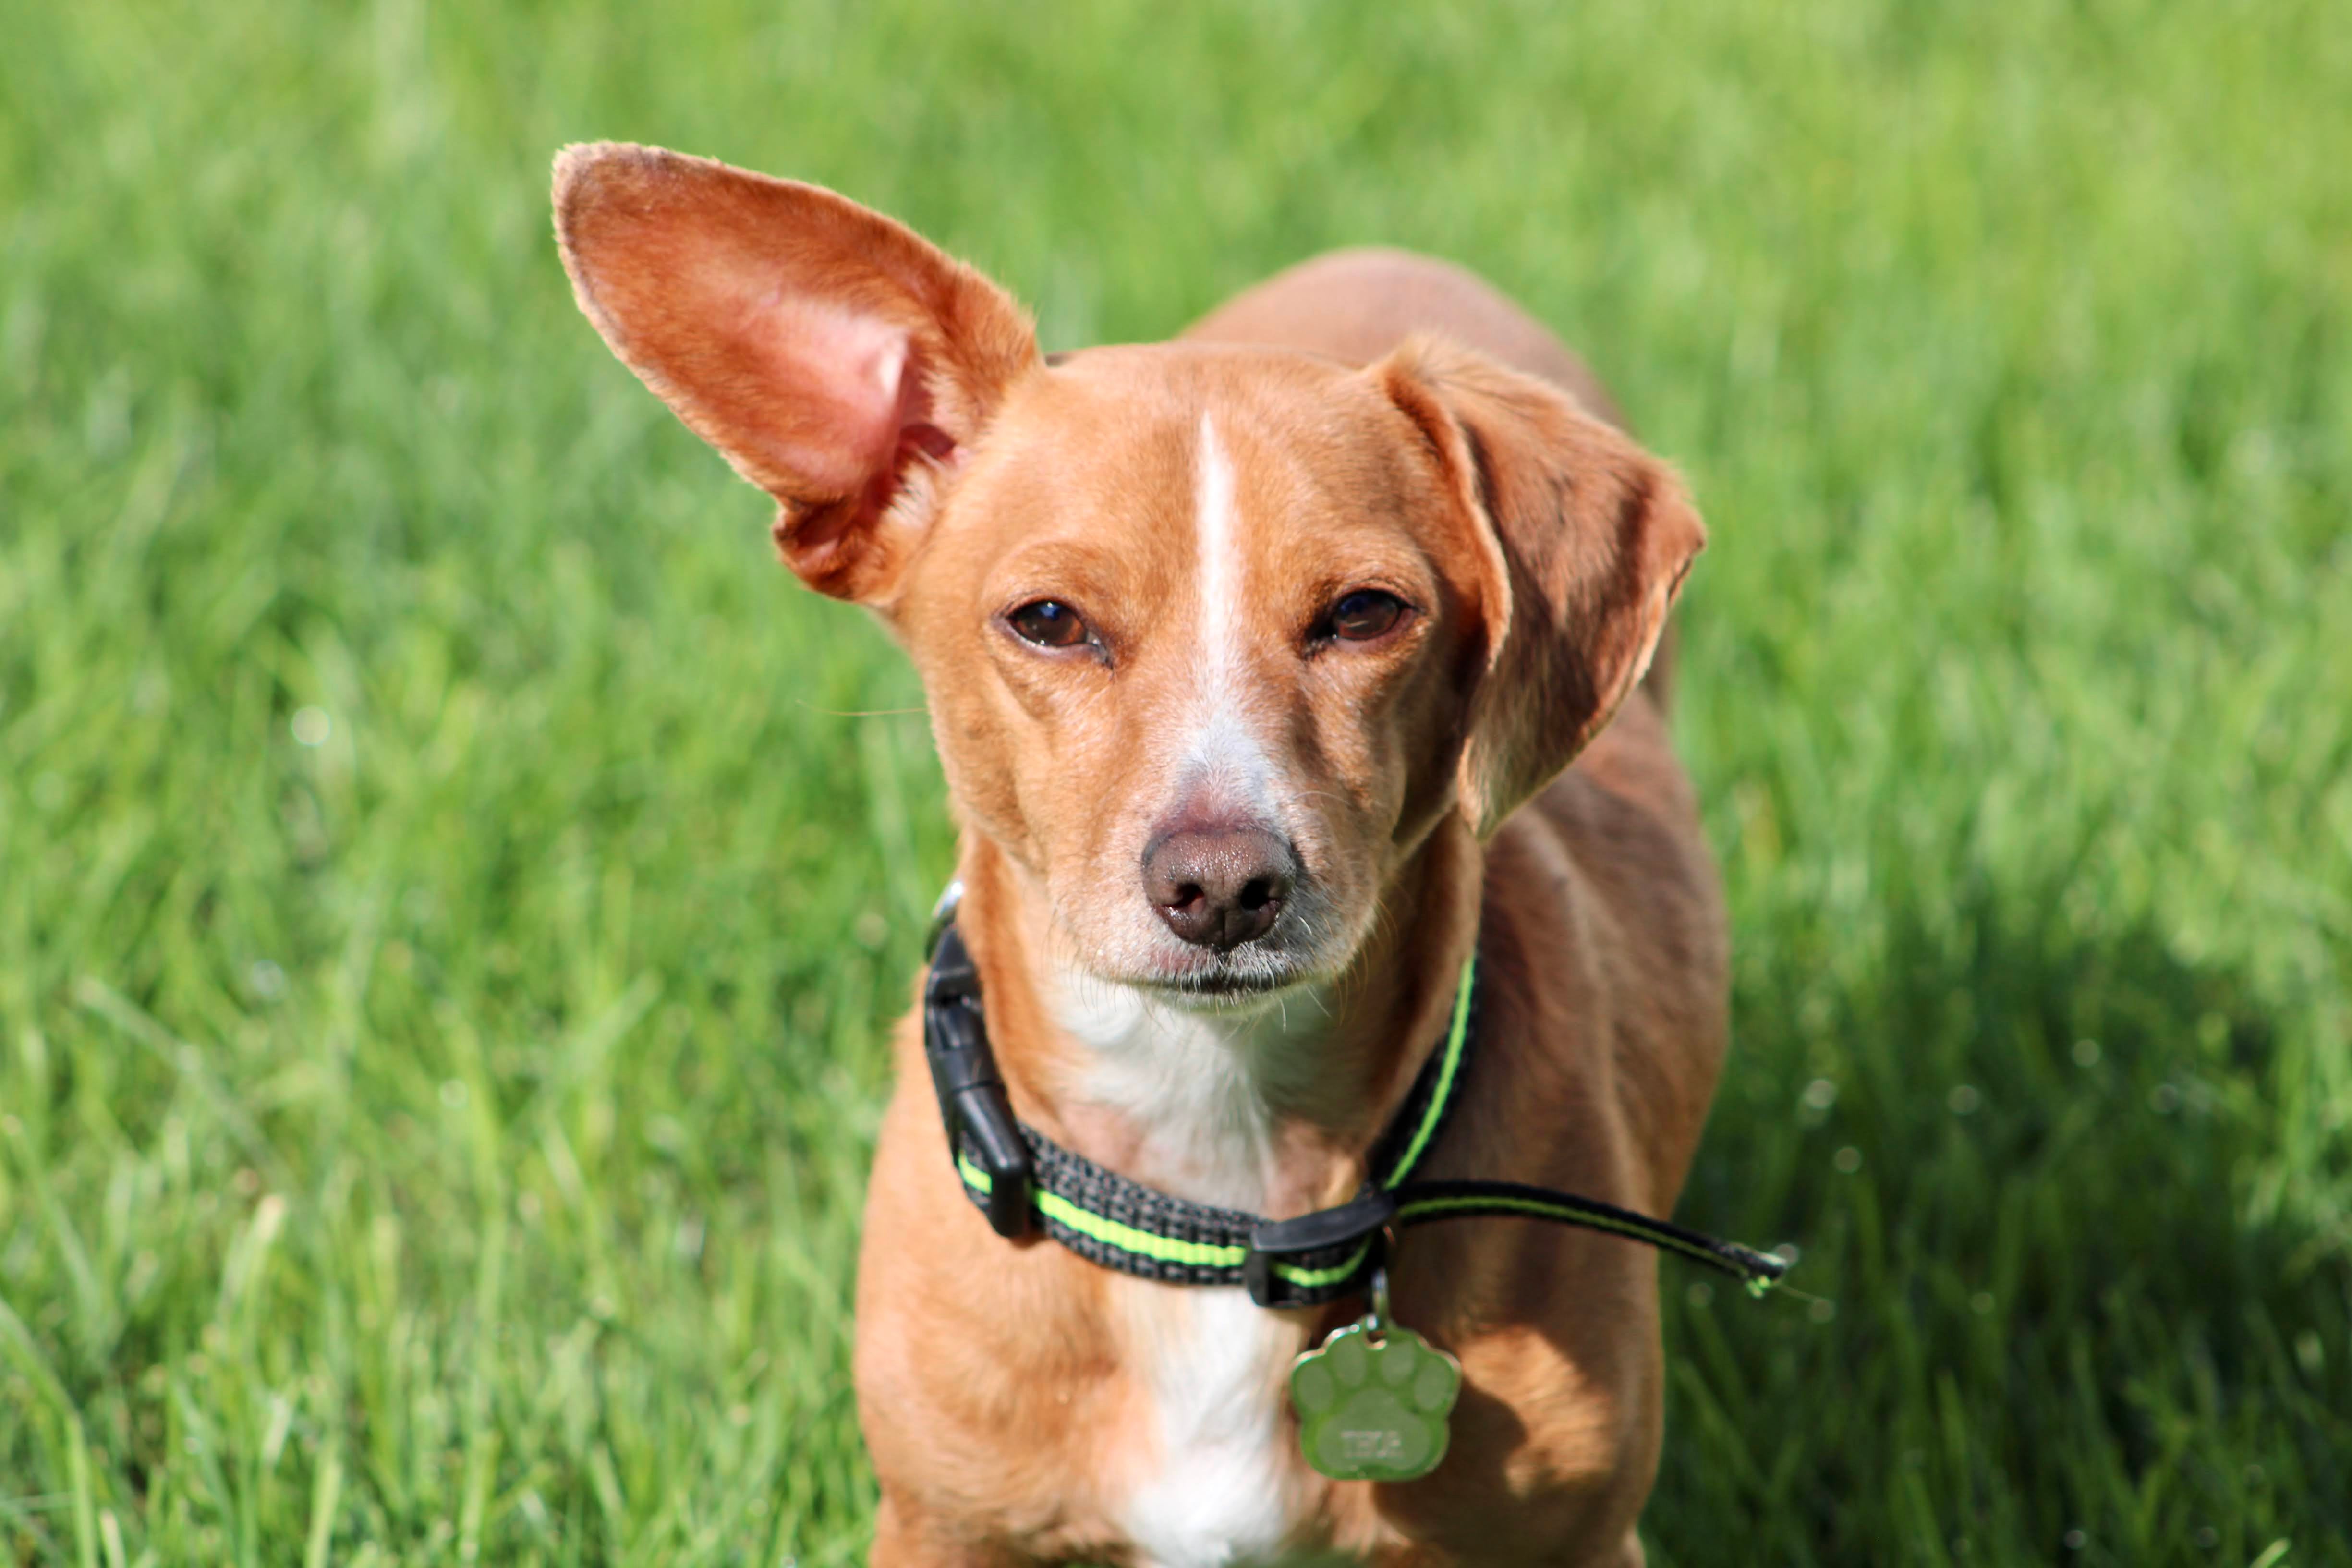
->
[1238,878,1276,912]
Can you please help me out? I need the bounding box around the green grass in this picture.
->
[3,0,2348,1562]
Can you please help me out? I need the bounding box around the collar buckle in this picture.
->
[924,920,1032,1239]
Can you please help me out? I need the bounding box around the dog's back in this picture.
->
[1184,248,1628,429]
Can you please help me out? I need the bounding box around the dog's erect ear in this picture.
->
[553,143,1039,603]
[1376,337,1706,837]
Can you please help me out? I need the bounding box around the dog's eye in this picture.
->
[1006,599,1090,649]
[1326,590,1408,643]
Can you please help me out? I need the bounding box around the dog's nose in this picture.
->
[1143,827,1297,950]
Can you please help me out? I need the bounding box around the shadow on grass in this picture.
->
[1651,870,2350,1567]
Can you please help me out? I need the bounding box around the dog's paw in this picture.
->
[1289,1322,1460,1482]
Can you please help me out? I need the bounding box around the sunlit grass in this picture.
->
[2,0,2347,1563]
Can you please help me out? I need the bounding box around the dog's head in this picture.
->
[556,145,1702,1006]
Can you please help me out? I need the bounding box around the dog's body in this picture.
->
[556,149,1727,1567]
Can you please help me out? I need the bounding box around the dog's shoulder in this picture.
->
[1475,693,1730,1215]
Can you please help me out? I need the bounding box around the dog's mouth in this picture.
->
[1128,940,1325,1008]
[1143,966,1298,1000]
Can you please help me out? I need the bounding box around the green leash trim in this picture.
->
[1394,1183,1788,1297]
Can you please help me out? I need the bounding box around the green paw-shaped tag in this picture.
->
[1289,1322,1461,1482]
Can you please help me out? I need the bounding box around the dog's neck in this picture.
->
[953,822,1484,1220]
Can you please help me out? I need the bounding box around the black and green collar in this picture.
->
[921,889,1788,1310]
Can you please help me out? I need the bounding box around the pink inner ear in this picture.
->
[750,296,958,533]
[754,297,919,494]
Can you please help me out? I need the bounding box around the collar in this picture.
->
[921,885,1788,1308]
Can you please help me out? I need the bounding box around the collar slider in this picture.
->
[1243,1187,1397,1307]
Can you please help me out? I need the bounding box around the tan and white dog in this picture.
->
[556,144,1727,1568]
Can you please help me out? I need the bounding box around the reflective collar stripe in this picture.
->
[959,1154,1385,1291]
[960,1156,1244,1270]
[1380,957,1475,1189]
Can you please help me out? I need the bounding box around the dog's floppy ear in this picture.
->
[1377,336,1706,837]
[553,143,1039,604]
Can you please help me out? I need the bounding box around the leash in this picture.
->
[921,886,1790,1309]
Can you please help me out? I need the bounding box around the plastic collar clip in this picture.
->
[1243,1186,1397,1308]
[922,885,1032,1239]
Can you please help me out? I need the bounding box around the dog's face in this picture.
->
[891,348,1487,999]
[555,145,1702,1006]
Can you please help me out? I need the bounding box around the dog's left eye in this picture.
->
[1006,599,1090,649]
[1324,590,1408,643]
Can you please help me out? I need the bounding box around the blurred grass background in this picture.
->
[3,0,2348,1563]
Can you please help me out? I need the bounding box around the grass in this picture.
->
[2,0,2348,1562]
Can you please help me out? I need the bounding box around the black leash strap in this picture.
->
[921,896,1789,1307]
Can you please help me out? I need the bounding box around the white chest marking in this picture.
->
[1119,1285,1304,1568]
[1051,970,1323,1562]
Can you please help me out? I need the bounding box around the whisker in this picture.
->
[794,701,929,718]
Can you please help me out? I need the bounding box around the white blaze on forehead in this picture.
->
[1195,412,1241,678]
[1188,413,1275,811]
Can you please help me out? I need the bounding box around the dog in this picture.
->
[555,143,1727,1567]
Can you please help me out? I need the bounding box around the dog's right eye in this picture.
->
[1006,600,1090,649]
